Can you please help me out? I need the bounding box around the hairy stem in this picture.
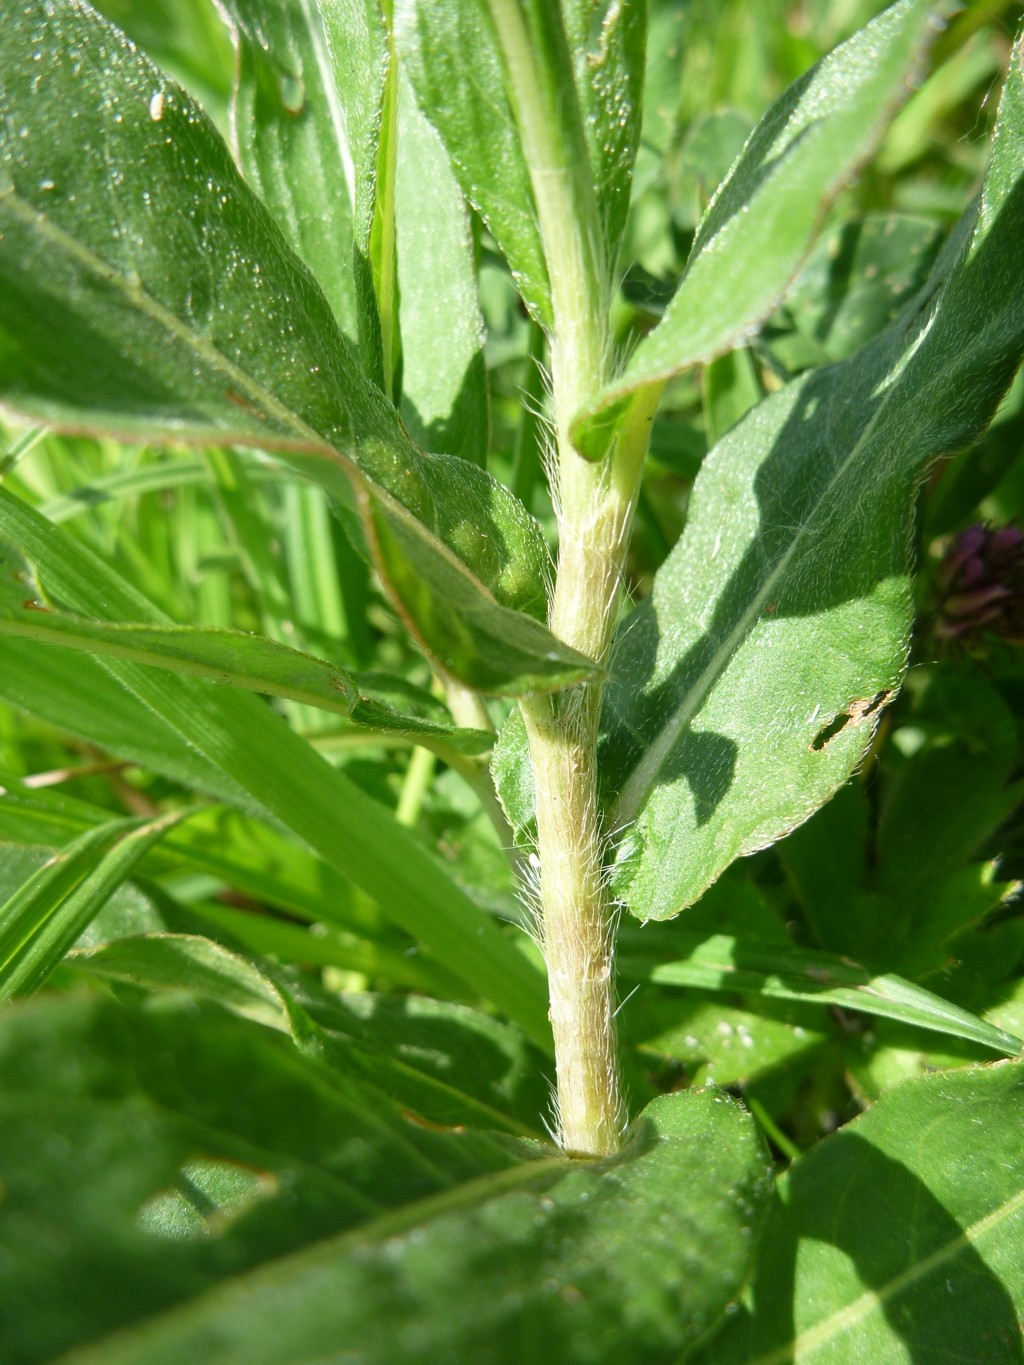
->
[519,391,660,1156]
[520,685,619,1155]
[488,0,659,1156]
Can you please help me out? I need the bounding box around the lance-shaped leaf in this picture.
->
[0,488,552,1048]
[214,0,386,353]
[395,71,489,463]
[603,35,1024,921]
[703,1063,1024,1364]
[0,541,491,755]
[394,0,552,325]
[397,0,642,326]
[572,0,938,458]
[0,811,182,997]
[0,0,593,694]
[561,0,647,263]
[618,933,1023,1058]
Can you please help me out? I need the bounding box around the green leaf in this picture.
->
[366,10,400,399]
[0,0,593,693]
[402,0,637,325]
[701,346,763,449]
[668,111,754,234]
[0,994,542,1363]
[603,36,1024,920]
[561,0,647,262]
[183,900,467,996]
[626,988,831,1096]
[75,931,292,1030]
[573,0,938,458]
[491,703,534,841]
[925,367,1024,536]
[396,70,489,463]
[0,489,552,1047]
[0,636,252,804]
[618,934,1023,1058]
[780,673,1022,977]
[0,843,170,950]
[90,0,235,110]
[1,999,772,1364]
[71,932,550,1137]
[0,540,491,754]
[0,785,469,995]
[215,0,385,352]
[0,811,182,997]
[395,0,552,325]
[361,483,593,695]
[703,1063,1024,1363]
[781,212,945,363]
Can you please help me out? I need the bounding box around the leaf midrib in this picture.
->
[1,187,528,615]
[299,0,358,208]
[749,1182,1024,1365]
[0,186,332,451]
[610,275,951,831]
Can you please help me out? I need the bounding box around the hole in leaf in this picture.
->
[811,690,891,751]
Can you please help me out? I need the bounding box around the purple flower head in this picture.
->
[934,522,1024,647]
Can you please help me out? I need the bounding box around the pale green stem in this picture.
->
[518,388,662,1157]
[439,677,529,884]
[443,677,495,736]
[396,743,436,827]
[486,0,660,1157]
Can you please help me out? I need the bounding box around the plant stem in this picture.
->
[396,743,435,827]
[486,0,661,1156]
[519,392,660,1157]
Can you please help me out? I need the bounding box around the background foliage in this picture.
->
[1,0,1024,1360]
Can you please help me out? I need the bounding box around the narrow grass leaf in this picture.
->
[0,637,253,805]
[618,934,1023,1057]
[183,901,459,994]
[0,541,491,754]
[0,786,464,995]
[0,489,552,1046]
[0,810,182,997]
[38,456,293,525]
